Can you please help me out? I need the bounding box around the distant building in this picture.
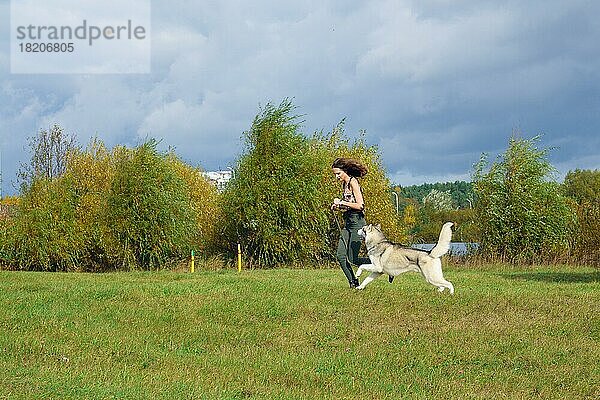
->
[203,170,233,192]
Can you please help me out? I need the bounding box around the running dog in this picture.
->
[356,222,455,293]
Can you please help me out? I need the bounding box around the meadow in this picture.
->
[1,265,599,399]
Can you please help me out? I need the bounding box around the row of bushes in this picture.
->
[1,103,599,270]
[393,136,599,266]
[0,101,402,271]
[1,140,221,271]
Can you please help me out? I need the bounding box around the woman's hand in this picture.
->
[331,198,342,210]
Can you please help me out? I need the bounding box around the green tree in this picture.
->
[106,140,198,270]
[562,169,600,266]
[563,169,600,204]
[314,122,405,244]
[3,176,84,271]
[423,189,454,211]
[222,100,403,267]
[222,100,330,266]
[473,135,574,263]
[397,181,473,209]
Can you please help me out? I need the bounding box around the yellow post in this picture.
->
[190,250,195,273]
[237,243,242,272]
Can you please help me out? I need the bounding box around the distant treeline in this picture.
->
[394,181,473,209]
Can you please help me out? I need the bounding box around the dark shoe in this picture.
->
[388,275,394,284]
[349,278,360,288]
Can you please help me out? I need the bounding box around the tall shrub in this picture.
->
[223,100,404,267]
[473,135,574,263]
[4,124,83,271]
[563,169,600,267]
[312,122,405,244]
[63,139,119,269]
[166,154,222,254]
[4,177,84,271]
[222,100,331,266]
[106,140,198,270]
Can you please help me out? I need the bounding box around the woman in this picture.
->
[331,157,370,288]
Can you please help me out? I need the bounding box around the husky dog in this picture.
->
[356,222,455,293]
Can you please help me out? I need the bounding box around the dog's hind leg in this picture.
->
[421,259,455,295]
[436,282,454,294]
[433,278,454,294]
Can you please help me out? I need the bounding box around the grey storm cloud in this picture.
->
[1,0,600,196]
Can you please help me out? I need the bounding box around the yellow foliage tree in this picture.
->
[313,123,405,244]
[166,154,222,253]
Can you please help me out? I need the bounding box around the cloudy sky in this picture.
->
[2,0,600,196]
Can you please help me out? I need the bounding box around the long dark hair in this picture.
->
[331,158,368,178]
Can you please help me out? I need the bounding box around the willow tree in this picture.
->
[473,135,574,263]
[222,100,330,266]
[222,100,403,267]
[563,169,600,266]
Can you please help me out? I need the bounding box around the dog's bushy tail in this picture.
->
[429,222,454,258]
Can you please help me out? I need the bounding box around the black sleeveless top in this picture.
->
[341,177,365,215]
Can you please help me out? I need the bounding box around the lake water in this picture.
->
[411,242,479,256]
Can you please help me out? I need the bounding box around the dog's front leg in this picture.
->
[356,272,382,290]
[356,263,376,277]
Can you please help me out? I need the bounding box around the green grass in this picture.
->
[1,265,599,399]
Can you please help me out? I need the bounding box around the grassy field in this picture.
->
[1,265,599,399]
